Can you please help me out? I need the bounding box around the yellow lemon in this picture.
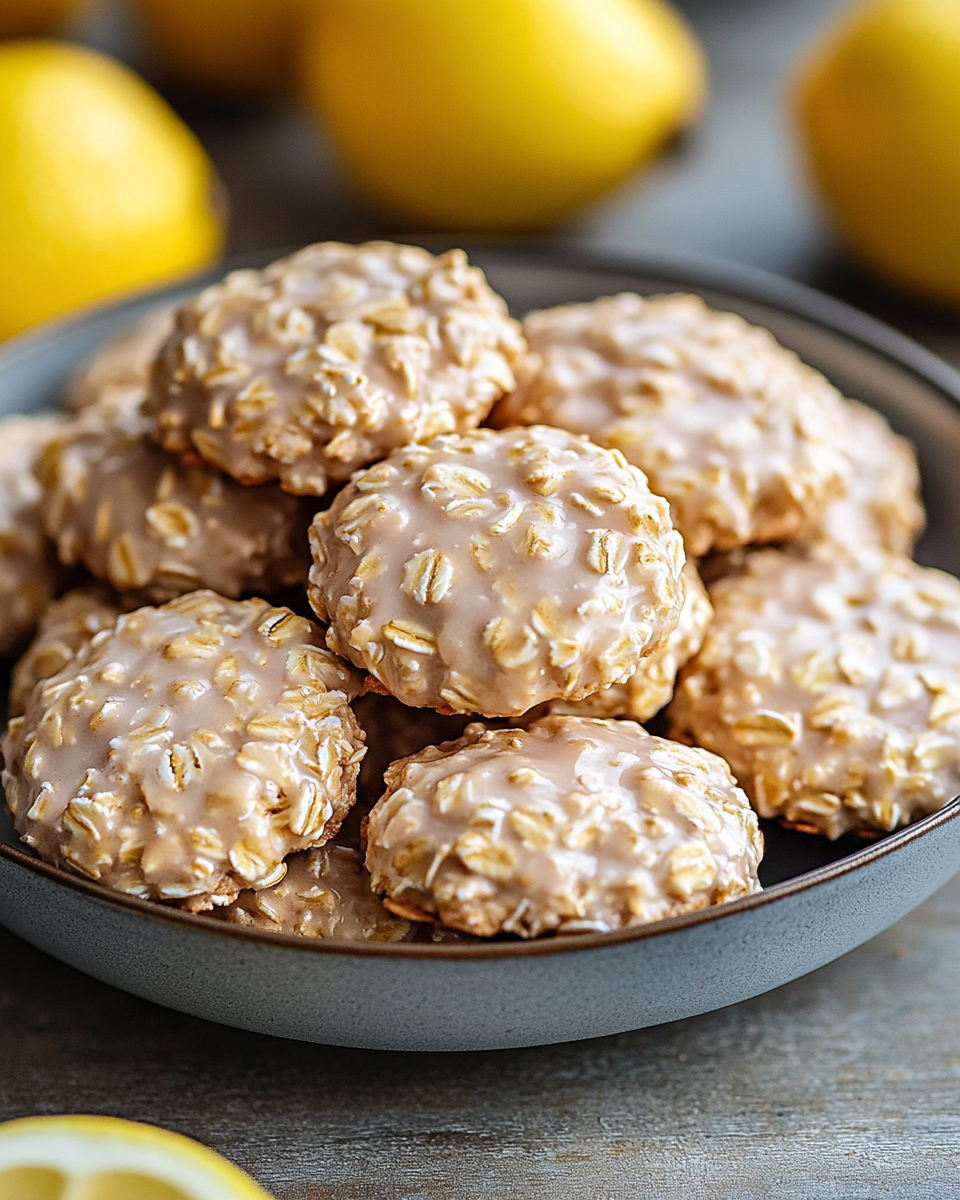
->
[134,0,311,96]
[0,1115,274,1199]
[0,0,79,39]
[795,0,960,307]
[0,40,224,340]
[300,0,706,232]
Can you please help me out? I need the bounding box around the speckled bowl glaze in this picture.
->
[2,246,960,1052]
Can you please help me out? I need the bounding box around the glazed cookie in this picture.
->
[800,400,924,556]
[365,716,763,938]
[493,293,850,555]
[0,414,65,656]
[2,591,365,909]
[9,586,122,717]
[309,425,685,716]
[534,560,712,723]
[218,844,414,941]
[147,242,526,495]
[668,547,960,839]
[66,304,175,412]
[39,400,313,602]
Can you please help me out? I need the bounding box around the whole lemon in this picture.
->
[134,0,311,96]
[0,40,224,340]
[0,0,78,39]
[796,0,960,307]
[300,0,706,232]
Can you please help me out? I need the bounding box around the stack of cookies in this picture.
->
[2,240,946,945]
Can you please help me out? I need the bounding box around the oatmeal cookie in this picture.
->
[39,400,313,603]
[493,292,850,555]
[2,591,365,909]
[147,242,526,495]
[365,716,763,938]
[218,844,414,941]
[534,560,712,722]
[309,425,685,716]
[668,546,960,838]
[66,304,175,413]
[800,400,924,556]
[9,586,122,717]
[0,414,65,656]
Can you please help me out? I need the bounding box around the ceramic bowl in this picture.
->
[2,246,960,1052]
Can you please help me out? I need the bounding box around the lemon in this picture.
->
[795,0,960,307]
[134,0,311,96]
[0,0,78,39]
[300,0,706,232]
[0,1116,274,1199]
[0,41,224,340]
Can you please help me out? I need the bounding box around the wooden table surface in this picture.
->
[3,1,960,1196]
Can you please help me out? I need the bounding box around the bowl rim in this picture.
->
[4,800,960,960]
[3,238,958,402]
[3,240,960,962]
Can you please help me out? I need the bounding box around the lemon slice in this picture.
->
[0,1116,273,1200]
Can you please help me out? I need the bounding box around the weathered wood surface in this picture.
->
[3,874,960,1198]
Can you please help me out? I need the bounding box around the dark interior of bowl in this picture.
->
[3,245,959,912]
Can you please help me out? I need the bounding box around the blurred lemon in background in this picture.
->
[0,40,224,340]
[0,1115,274,1199]
[134,0,310,97]
[0,0,79,40]
[300,0,706,232]
[796,0,960,307]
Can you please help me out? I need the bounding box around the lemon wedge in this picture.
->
[0,1116,274,1200]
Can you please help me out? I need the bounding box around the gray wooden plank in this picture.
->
[3,872,960,1197]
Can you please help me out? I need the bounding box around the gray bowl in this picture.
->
[2,246,960,1053]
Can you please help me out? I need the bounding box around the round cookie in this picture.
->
[0,414,65,657]
[493,292,851,555]
[534,560,712,723]
[217,845,414,942]
[66,303,175,413]
[147,242,526,495]
[39,399,313,603]
[9,586,122,717]
[2,591,365,910]
[351,573,711,804]
[668,547,960,839]
[309,425,685,717]
[800,400,924,556]
[365,716,763,938]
